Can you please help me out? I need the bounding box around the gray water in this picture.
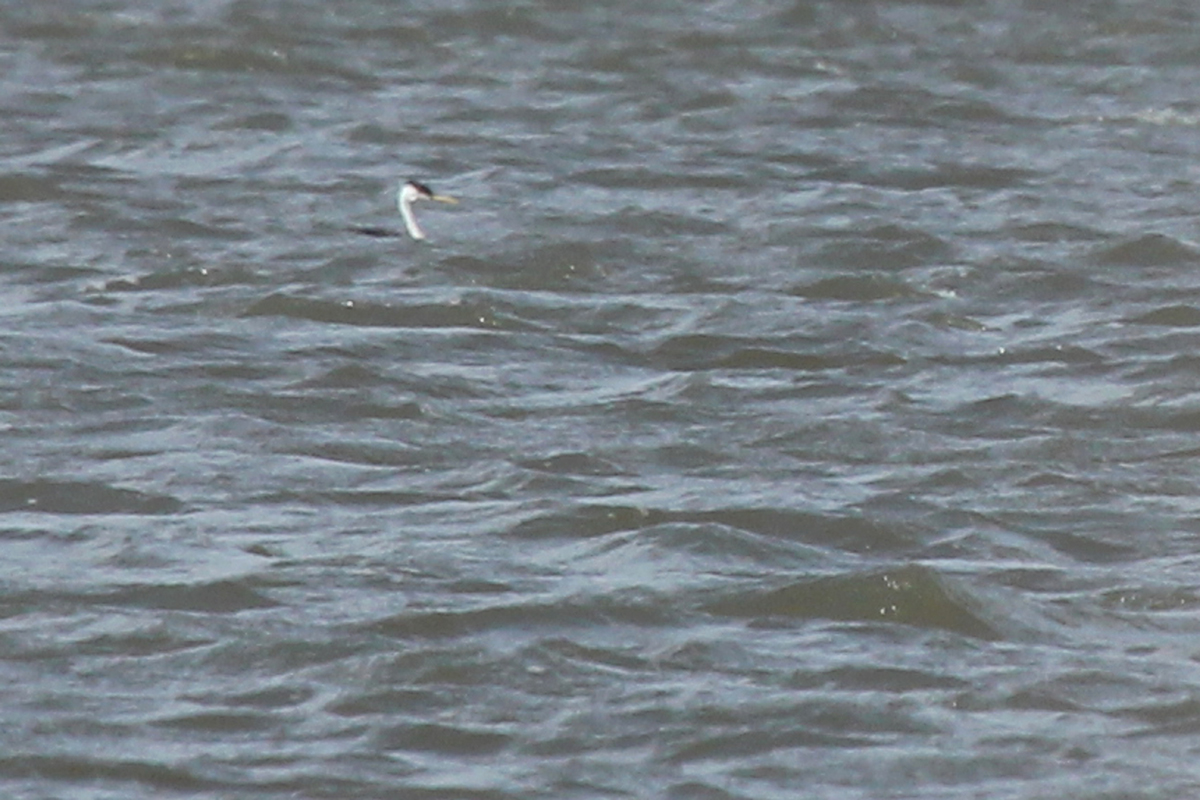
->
[5,1,1200,797]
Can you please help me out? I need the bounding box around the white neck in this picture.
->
[398,187,426,240]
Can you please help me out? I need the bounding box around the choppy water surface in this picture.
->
[7,1,1200,797]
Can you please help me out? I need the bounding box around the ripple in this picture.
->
[98,580,279,613]
[373,722,511,756]
[0,172,69,203]
[1127,304,1200,327]
[241,292,507,330]
[1092,233,1200,266]
[101,264,261,292]
[811,225,952,271]
[790,274,924,301]
[707,564,1002,640]
[515,451,627,477]
[648,333,904,371]
[0,755,209,793]
[0,479,181,515]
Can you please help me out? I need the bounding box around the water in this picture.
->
[5,1,1200,797]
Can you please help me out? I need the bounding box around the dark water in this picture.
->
[6,1,1200,797]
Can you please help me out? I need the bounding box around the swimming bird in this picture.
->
[399,180,457,240]
[354,179,458,240]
